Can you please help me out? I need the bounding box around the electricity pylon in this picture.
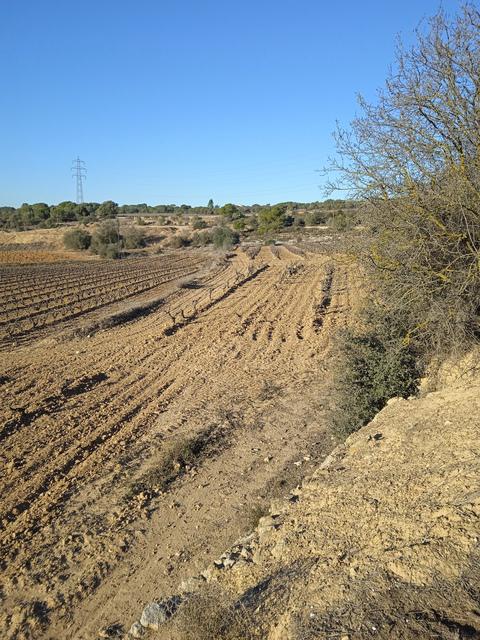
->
[71,157,87,204]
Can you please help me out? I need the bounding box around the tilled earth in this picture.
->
[0,246,354,639]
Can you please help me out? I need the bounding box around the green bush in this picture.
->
[192,216,207,230]
[191,231,213,247]
[63,228,91,250]
[330,305,420,439]
[219,203,242,220]
[168,234,191,248]
[91,220,122,257]
[122,226,146,249]
[211,227,239,249]
[257,205,292,233]
[232,218,246,231]
[305,210,327,225]
[327,209,355,231]
[96,200,119,218]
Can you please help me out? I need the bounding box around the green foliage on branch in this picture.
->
[331,306,420,439]
[329,4,480,354]
[257,205,293,234]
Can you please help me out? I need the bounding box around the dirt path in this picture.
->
[0,248,353,639]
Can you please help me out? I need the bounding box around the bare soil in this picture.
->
[0,244,355,639]
[178,356,480,640]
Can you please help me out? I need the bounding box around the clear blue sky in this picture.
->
[0,0,465,207]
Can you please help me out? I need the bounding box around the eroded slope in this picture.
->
[178,363,480,639]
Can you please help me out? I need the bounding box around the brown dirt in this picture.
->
[0,246,355,639]
[177,355,480,640]
[0,251,89,265]
[0,252,210,344]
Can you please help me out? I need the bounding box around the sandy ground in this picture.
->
[171,355,480,640]
[0,245,354,639]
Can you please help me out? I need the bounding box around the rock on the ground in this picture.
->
[128,621,145,638]
[139,602,168,630]
[139,596,182,630]
[178,575,205,594]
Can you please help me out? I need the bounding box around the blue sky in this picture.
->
[0,0,466,207]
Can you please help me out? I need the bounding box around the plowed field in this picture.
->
[0,246,354,639]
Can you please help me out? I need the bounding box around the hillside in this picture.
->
[128,354,480,639]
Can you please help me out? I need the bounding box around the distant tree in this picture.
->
[96,200,119,218]
[257,205,288,233]
[207,198,214,209]
[30,203,51,223]
[191,230,213,247]
[122,226,146,249]
[305,210,327,226]
[219,203,242,220]
[212,226,239,249]
[328,209,355,231]
[51,201,77,223]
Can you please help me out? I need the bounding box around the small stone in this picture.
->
[178,575,205,594]
[201,564,219,582]
[140,602,168,630]
[222,554,237,568]
[258,515,277,529]
[129,621,145,638]
[98,623,123,638]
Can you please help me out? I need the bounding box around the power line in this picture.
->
[71,157,87,204]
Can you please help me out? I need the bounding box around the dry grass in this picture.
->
[244,502,269,531]
[169,585,256,640]
[126,427,220,498]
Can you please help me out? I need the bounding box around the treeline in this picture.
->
[193,201,358,234]
[0,200,119,230]
[0,198,358,231]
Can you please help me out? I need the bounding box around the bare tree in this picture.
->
[328,5,480,352]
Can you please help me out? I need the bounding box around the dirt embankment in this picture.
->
[154,355,480,639]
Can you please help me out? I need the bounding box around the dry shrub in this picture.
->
[328,5,480,357]
[128,428,217,497]
[170,585,255,640]
[244,502,269,531]
[167,234,191,248]
[291,559,480,640]
[63,228,91,250]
